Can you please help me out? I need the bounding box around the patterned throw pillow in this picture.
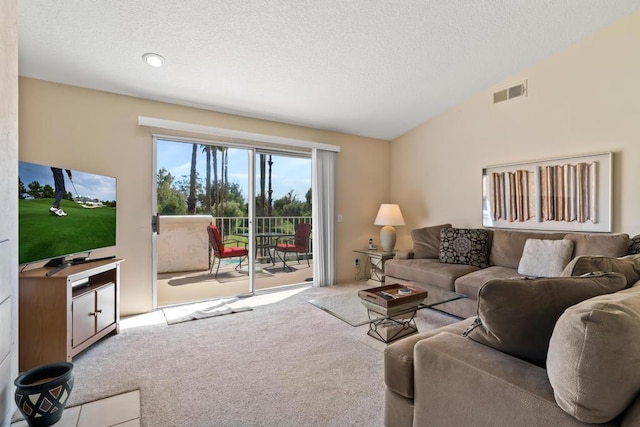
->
[439,227,490,268]
[629,235,640,255]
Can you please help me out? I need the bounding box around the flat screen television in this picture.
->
[18,160,117,268]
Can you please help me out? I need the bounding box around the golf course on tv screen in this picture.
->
[18,161,116,265]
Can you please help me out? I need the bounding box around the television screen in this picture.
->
[18,160,117,265]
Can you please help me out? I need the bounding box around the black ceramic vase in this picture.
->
[14,362,74,427]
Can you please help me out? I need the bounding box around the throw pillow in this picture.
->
[439,227,489,268]
[629,234,640,255]
[561,254,640,287]
[517,239,574,277]
[411,223,452,259]
[462,273,627,367]
[547,286,640,423]
[564,233,630,258]
[488,230,565,269]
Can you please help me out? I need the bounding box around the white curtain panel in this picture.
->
[312,149,336,286]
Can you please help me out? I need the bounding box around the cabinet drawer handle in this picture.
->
[89,309,103,317]
[89,312,96,316]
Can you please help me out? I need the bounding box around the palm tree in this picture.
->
[213,147,218,213]
[187,143,197,214]
[202,145,212,214]
[223,147,229,188]
[257,154,274,230]
[259,154,266,220]
[267,155,273,217]
[218,147,227,217]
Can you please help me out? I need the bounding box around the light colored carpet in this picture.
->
[162,297,252,325]
[67,283,461,426]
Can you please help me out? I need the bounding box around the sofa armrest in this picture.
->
[384,318,475,398]
[412,332,607,427]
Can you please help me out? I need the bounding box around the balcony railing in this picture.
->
[157,215,312,274]
[212,216,312,239]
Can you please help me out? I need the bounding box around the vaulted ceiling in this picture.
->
[18,1,640,140]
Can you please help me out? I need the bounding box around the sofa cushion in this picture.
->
[547,285,640,423]
[488,230,566,269]
[454,266,522,299]
[561,254,640,287]
[629,234,640,255]
[411,223,451,259]
[517,239,574,277]
[439,227,490,268]
[385,258,479,291]
[433,297,477,319]
[564,232,629,258]
[463,273,627,367]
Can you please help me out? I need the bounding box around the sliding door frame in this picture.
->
[151,134,315,308]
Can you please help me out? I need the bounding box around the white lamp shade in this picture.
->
[374,204,405,252]
[374,204,405,226]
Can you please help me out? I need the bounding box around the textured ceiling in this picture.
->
[17,1,640,140]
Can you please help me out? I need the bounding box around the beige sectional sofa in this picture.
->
[383,225,640,426]
[384,224,631,318]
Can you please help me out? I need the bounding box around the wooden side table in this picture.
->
[353,249,396,285]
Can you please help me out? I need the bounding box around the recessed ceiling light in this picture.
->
[142,53,165,67]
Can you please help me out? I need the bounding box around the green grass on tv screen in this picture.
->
[19,199,116,264]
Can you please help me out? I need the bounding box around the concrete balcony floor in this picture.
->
[157,258,312,307]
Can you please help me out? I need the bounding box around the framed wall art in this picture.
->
[482,152,612,232]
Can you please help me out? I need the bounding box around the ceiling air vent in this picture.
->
[493,81,527,104]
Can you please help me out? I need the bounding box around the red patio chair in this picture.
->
[275,223,312,271]
[207,224,249,277]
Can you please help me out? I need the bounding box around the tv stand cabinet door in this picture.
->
[72,291,96,347]
[96,283,116,333]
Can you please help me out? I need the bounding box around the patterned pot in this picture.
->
[14,362,74,427]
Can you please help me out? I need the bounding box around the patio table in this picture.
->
[236,232,293,265]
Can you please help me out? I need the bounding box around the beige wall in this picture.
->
[391,11,640,250]
[1,0,19,423]
[18,78,390,315]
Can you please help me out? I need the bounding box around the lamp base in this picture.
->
[379,225,396,253]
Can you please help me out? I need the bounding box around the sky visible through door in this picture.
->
[156,139,311,212]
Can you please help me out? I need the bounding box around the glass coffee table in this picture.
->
[309,283,465,343]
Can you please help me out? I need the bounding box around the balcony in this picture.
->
[157,215,312,306]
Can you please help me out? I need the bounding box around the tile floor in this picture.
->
[12,389,140,427]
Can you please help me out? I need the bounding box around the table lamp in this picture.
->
[374,204,405,252]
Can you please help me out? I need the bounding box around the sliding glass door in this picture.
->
[254,150,312,288]
[153,138,255,306]
[151,138,313,307]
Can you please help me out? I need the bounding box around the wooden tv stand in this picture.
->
[19,259,123,371]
